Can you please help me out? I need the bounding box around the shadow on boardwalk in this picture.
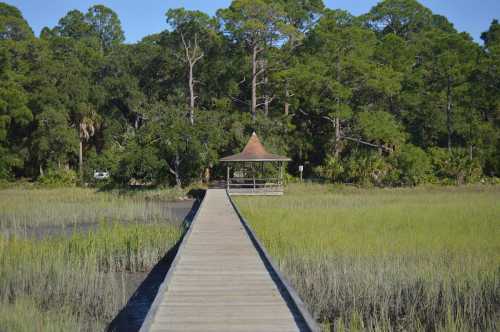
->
[107,196,203,332]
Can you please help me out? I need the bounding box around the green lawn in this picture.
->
[235,184,500,331]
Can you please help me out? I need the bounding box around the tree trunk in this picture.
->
[188,62,195,125]
[251,44,257,121]
[203,167,210,184]
[263,75,269,116]
[174,152,181,187]
[284,81,290,116]
[334,117,341,158]
[79,139,83,180]
[180,32,203,126]
[334,57,342,158]
[446,77,453,152]
[39,164,44,177]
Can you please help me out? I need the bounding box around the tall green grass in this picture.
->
[0,223,181,331]
[0,187,185,331]
[0,187,188,231]
[235,184,500,331]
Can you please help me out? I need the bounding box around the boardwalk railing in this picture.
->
[138,192,208,332]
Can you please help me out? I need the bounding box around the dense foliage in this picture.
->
[0,0,499,186]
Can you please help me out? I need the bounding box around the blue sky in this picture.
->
[6,0,499,43]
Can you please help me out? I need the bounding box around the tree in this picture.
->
[166,9,214,125]
[0,2,33,41]
[419,30,478,151]
[0,8,34,178]
[120,103,222,187]
[291,10,378,157]
[478,19,500,175]
[0,80,32,178]
[362,0,433,39]
[218,0,286,121]
[31,108,78,176]
[52,10,92,39]
[273,0,325,116]
[85,5,124,51]
[1,1,499,185]
[77,103,100,180]
[356,110,406,153]
[481,19,500,48]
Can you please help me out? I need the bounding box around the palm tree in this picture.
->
[78,104,100,181]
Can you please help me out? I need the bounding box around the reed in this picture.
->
[0,223,181,331]
[0,187,185,331]
[0,187,188,232]
[235,184,500,331]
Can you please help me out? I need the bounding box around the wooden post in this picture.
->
[280,162,284,187]
[226,166,230,191]
[252,163,256,192]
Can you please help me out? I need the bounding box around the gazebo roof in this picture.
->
[220,132,291,162]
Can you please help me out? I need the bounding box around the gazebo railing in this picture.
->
[227,178,283,194]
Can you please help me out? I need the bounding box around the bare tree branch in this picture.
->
[302,109,393,152]
[341,136,393,152]
[229,95,250,106]
[253,67,265,79]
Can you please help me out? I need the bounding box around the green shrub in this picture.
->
[0,160,11,180]
[393,144,432,186]
[429,148,482,184]
[0,146,23,181]
[283,171,299,184]
[344,150,391,186]
[38,169,78,187]
[314,156,344,182]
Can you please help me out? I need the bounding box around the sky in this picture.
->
[6,0,500,44]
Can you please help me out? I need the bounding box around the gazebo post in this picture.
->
[252,163,256,192]
[261,161,264,191]
[279,161,284,186]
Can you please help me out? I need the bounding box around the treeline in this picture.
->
[0,0,499,186]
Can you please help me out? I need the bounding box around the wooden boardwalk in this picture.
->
[140,189,316,332]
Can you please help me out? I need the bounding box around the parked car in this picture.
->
[94,170,110,180]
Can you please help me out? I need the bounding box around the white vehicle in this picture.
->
[94,170,110,180]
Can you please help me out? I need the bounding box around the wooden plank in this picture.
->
[141,189,315,332]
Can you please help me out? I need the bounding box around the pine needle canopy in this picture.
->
[220,132,291,162]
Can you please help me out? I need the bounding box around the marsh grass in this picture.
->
[235,184,500,331]
[0,187,185,331]
[0,223,182,331]
[0,187,190,233]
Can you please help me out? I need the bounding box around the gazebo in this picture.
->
[220,132,291,195]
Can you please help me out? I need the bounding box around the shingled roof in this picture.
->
[220,132,291,162]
